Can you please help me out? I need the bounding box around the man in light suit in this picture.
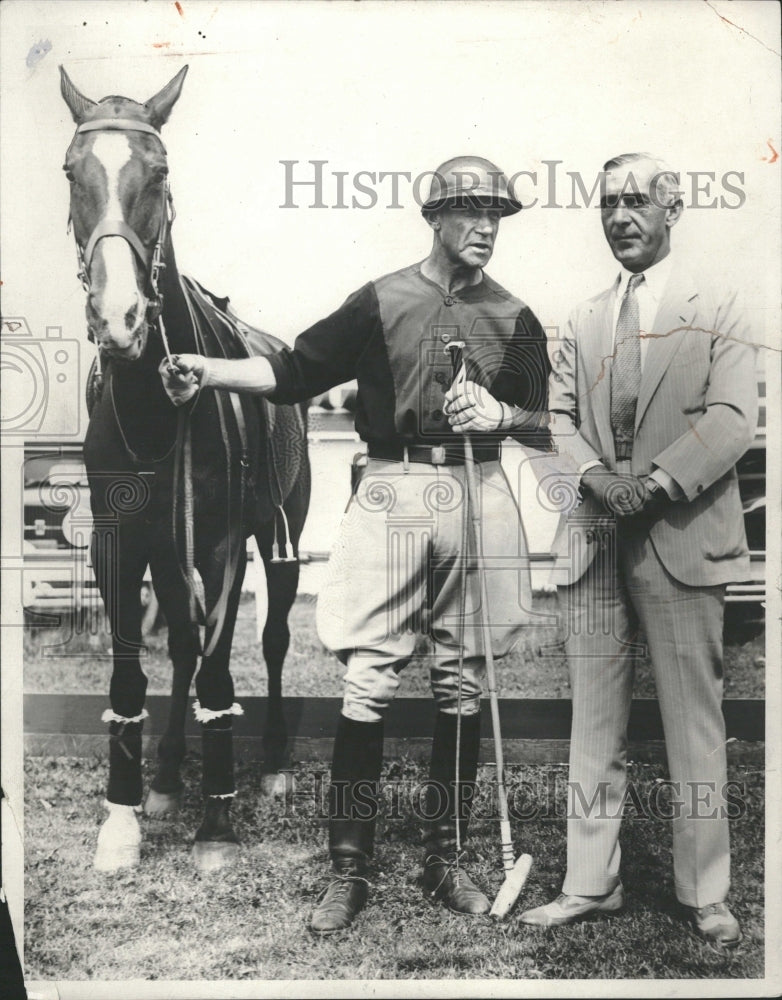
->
[520,153,757,948]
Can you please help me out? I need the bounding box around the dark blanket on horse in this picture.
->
[180,275,307,526]
[86,275,307,527]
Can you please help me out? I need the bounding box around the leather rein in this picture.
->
[176,277,252,659]
[68,117,249,659]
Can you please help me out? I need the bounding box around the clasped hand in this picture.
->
[443,380,507,433]
[582,466,667,519]
[159,354,208,406]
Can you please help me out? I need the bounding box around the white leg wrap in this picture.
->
[192,700,244,724]
[101,709,149,725]
[94,801,142,872]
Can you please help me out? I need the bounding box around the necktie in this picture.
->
[610,272,644,460]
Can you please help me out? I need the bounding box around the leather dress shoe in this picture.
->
[685,902,742,949]
[520,884,624,926]
[423,853,490,915]
[310,859,369,934]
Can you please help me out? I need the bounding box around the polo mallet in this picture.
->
[446,342,533,919]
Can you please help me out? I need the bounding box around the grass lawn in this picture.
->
[23,592,766,699]
[22,594,766,982]
[24,756,764,982]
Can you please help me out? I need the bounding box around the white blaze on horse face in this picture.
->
[90,133,148,353]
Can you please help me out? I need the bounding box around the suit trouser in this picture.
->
[560,521,730,908]
[316,458,533,723]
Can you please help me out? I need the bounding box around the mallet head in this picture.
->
[489,853,533,920]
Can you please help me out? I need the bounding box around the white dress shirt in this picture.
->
[580,251,682,498]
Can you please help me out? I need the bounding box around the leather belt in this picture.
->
[367,442,500,465]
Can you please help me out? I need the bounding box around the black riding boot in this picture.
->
[310,714,384,933]
[422,710,489,915]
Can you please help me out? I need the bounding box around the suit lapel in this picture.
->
[582,287,616,463]
[634,269,698,432]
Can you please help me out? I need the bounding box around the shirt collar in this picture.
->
[615,251,674,303]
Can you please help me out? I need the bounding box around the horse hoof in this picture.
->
[261,772,291,798]
[144,788,183,817]
[94,804,141,872]
[94,842,141,872]
[192,840,240,875]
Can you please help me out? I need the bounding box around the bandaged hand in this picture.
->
[581,465,646,517]
[444,380,509,433]
[158,354,209,407]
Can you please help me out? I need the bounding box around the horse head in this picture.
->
[60,65,188,360]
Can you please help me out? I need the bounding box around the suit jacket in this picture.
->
[548,265,758,588]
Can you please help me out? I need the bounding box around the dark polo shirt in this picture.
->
[267,262,551,450]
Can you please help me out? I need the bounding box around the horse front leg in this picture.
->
[144,540,201,816]
[190,535,247,874]
[91,521,149,871]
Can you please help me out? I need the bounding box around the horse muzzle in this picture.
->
[102,339,146,363]
[91,321,149,361]
[87,294,151,360]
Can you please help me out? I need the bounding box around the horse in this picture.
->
[59,65,310,873]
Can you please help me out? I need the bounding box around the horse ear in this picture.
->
[60,66,97,123]
[144,65,189,128]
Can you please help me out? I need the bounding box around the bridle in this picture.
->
[66,115,264,659]
[66,117,175,348]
